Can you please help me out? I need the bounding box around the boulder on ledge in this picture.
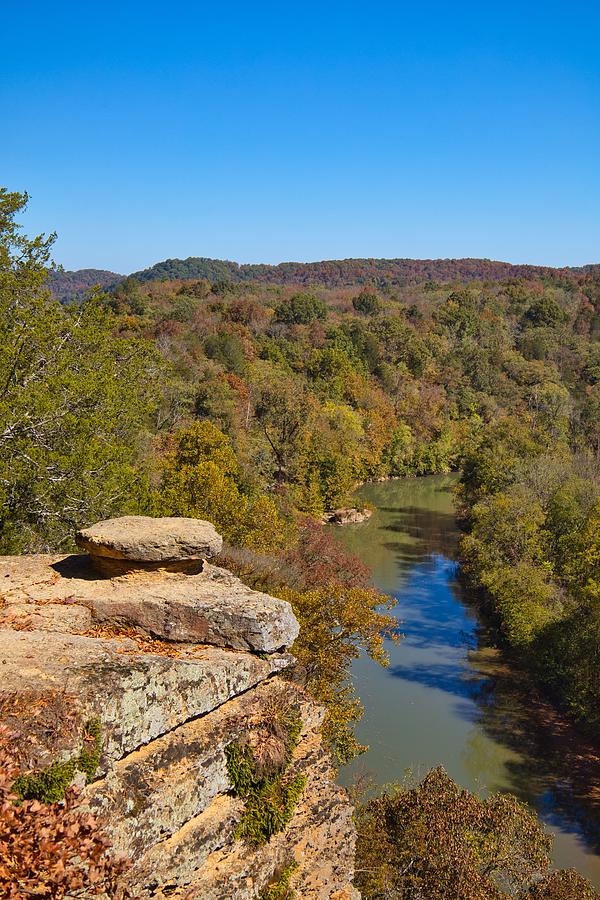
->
[76,515,223,576]
[2,512,300,652]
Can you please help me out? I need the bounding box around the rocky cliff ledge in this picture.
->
[0,517,358,898]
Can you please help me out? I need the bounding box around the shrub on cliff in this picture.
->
[280,582,398,766]
[0,727,130,898]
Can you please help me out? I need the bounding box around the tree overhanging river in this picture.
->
[333,474,600,887]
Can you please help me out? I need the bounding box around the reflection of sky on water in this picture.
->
[334,475,600,887]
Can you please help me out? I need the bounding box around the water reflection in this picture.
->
[468,644,600,857]
[335,474,600,886]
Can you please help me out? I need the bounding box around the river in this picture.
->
[334,474,600,887]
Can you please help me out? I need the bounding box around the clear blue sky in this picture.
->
[2,1,599,272]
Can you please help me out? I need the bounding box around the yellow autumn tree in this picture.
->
[157,421,291,552]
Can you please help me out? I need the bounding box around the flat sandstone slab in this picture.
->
[0,554,299,652]
[75,515,223,562]
[89,566,299,652]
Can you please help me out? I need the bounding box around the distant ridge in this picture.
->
[47,268,122,302]
[129,255,598,287]
[48,256,600,302]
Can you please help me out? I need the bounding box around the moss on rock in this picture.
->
[259,860,299,899]
[234,772,306,845]
[225,707,305,845]
[12,719,102,803]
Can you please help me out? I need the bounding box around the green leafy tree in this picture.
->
[0,189,158,552]
[523,296,566,328]
[307,347,356,400]
[353,290,381,315]
[459,418,544,507]
[274,292,327,325]
[435,290,479,340]
[460,438,600,737]
[204,331,246,373]
[561,499,600,604]
[157,421,291,552]
[252,371,315,484]
[295,443,356,514]
[535,606,600,733]
[579,385,600,457]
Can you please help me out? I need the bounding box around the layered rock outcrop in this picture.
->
[0,517,357,898]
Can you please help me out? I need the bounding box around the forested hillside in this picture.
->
[47,267,121,302]
[127,255,600,287]
[103,262,599,511]
[128,255,585,287]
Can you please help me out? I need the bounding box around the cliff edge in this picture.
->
[0,516,358,899]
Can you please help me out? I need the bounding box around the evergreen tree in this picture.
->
[0,189,158,552]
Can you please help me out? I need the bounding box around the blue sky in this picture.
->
[2,1,599,272]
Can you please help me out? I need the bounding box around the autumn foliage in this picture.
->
[355,767,599,899]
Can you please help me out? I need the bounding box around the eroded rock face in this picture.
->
[140,731,356,899]
[0,629,290,772]
[84,679,324,866]
[0,516,357,898]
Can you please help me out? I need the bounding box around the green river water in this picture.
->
[334,474,600,887]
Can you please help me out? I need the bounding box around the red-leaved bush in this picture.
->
[0,726,130,899]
